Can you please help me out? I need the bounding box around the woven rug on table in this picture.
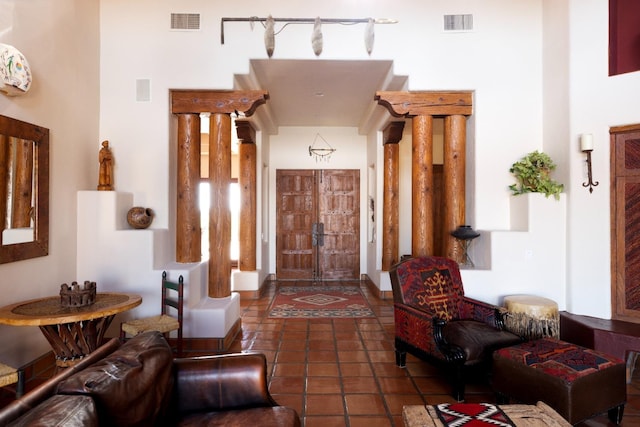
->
[268,286,375,318]
[434,403,516,427]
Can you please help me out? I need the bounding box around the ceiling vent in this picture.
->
[443,14,473,32]
[171,13,201,31]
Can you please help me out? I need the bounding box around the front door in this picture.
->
[276,169,360,280]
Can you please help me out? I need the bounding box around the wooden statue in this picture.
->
[97,140,114,191]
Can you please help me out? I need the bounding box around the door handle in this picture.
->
[312,222,325,247]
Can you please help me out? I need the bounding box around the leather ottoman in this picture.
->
[492,338,626,425]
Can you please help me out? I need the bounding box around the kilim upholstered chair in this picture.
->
[389,256,522,401]
[120,271,184,355]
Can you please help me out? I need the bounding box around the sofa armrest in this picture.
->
[0,338,121,426]
[173,353,277,416]
[460,296,506,329]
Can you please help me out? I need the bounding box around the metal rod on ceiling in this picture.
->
[220,17,397,44]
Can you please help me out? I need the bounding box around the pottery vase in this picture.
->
[127,207,154,229]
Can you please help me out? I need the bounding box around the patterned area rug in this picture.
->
[268,286,375,318]
[434,403,516,427]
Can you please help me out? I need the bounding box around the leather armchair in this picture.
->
[389,256,522,401]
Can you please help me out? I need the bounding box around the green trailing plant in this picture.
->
[509,150,564,200]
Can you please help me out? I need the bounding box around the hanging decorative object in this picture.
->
[311,17,323,56]
[364,18,375,55]
[309,133,336,162]
[0,43,32,96]
[221,17,397,56]
[264,15,275,58]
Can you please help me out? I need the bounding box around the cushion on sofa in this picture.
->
[56,331,174,427]
[8,395,98,427]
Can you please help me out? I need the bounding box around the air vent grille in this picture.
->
[444,14,473,32]
[171,13,200,31]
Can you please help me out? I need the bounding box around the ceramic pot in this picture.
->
[127,207,154,229]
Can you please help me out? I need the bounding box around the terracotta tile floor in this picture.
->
[2,279,639,426]
[229,280,640,427]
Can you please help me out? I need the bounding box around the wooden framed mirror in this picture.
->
[0,115,49,263]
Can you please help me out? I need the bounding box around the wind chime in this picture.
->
[308,133,336,162]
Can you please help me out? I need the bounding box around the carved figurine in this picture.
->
[97,140,114,191]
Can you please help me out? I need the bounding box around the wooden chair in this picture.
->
[0,363,23,398]
[120,271,184,355]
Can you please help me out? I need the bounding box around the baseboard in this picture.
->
[361,274,393,300]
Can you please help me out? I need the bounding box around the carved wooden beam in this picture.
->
[375,91,472,117]
[382,121,405,145]
[171,90,269,116]
[235,119,256,144]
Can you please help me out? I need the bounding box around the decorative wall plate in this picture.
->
[0,43,32,96]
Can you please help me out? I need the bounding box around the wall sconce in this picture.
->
[580,134,599,193]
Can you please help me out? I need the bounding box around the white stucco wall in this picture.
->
[1,0,640,365]
[0,0,100,365]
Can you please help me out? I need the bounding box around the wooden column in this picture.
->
[236,120,257,271]
[0,134,9,233]
[12,137,33,228]
[209,113,232,298]
[381,122,404,270]
[171,90,269,298]
[442,115,467,261]
[412,115,434,256]
[375,91,473,259]
[176,114,202,263]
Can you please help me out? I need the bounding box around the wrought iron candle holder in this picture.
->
[451,225,480,267]
[581,134,599,193]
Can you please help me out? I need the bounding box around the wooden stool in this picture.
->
[493,338,626,425]
[0,363,24,398]
[503,295,559,340]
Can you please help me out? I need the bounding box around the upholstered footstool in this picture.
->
[492,338,626,425]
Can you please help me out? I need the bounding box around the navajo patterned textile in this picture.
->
[435,403,515,427]
[494,337,624,383]
[390,256,521,401]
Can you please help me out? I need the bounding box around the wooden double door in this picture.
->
[276,169,360,280]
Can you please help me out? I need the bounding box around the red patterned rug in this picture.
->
[268,286,374,318]
[434,403,515,427]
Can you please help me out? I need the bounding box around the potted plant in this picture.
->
[508,150,564,200]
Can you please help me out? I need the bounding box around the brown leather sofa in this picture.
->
[0,331,300,426]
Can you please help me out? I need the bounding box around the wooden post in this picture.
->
[176,114,202,263]
[443,115,467,261]
[236,120,257,271]
[209,113,232,298]
[375,91,472,259]
[382,122,404,270]
[170,90,269,298]
[12,138,33,229]
[0,134,9,234]
[412,115,434,257]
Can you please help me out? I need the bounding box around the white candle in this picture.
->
[580,134,594,151]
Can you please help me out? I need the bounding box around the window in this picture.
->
[199,180,239,266]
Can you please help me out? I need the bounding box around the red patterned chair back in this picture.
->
[391,256,464,321]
